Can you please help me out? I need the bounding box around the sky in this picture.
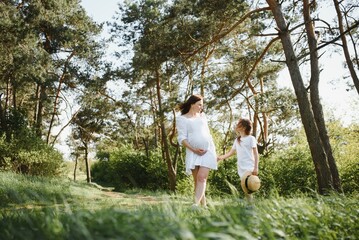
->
[81,0,121,23]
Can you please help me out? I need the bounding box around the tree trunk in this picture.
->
[35,84,46,137]
[83,140,91,183]
[73,154,78,181]
[222,101,233,155]
[200,47,214,97]
[155,69,176,191]
[149,88,158,148]
[47,52,74,144]
[33,84,40,128]
[333,0,359,94]
[266,0,333,194]
[303,0,341,192]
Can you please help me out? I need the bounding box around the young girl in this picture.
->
[217,118,259,200]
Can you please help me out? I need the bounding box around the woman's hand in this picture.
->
[193,148,207,156]
[182,140,207,156]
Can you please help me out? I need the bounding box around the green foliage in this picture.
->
[0,109,64,176]
[0,0,103,152]
[257,122,359,196]
[91,146,168,191]
[16,147,64,176]
[0,172,358,240]
[175,175,194,195]
[340,161,359,194]
[328,122,359,193]
[208,157,239,195]
[260,148,316,196]
[210,146,316,198]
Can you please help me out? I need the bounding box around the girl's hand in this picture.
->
[252,169,258,176]
[217,156,224,161]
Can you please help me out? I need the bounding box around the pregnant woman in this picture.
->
[176,94,217,208]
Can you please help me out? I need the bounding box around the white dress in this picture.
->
[231,135,257,178]
[176,113,217,175]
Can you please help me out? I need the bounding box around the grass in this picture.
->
[0,171,358,240]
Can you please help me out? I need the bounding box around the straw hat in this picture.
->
[241,171,261,194]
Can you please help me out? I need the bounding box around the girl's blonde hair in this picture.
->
[236,118,252,143]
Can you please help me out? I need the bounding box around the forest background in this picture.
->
[1,1,359,238]
[0,0,358,196]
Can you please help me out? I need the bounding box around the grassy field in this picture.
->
[0,171,358,240]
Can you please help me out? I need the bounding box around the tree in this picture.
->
[265,0,337,193]
[0,0,103,144]
[116,0,180,191]
[71,81,115,183]
[332,0,359,94]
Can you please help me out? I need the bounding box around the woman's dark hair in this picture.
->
[236,118,252,143]
[179,94,203,115]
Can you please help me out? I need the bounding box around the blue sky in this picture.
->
[81,0,120,23]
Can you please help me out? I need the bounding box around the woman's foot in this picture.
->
[190,203,200,211]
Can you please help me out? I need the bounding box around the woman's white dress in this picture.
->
[176,113,217,175]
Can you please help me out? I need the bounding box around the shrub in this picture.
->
[91,146,168,191]
[209,157,239,196]
[0,133,64,177]
[330,122,359,193]
[260,148,316,196]
[0,108,65,176]
[340,161,359,193]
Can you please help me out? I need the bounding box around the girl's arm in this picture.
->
[252,147,259,175]
[217,149,236,161]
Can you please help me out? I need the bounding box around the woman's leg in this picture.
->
[191,167,199,204]
[193,166,210,205]
[192,167,206,206]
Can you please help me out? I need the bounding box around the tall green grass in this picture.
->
[0,171,358,239]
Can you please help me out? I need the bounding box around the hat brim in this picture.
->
[240,171,253,194]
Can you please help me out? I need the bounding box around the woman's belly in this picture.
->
[189,133,210,150]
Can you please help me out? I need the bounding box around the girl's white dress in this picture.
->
[176,113,217,175]
[231,135,257,178]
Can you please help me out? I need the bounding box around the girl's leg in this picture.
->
[245,193,253,202]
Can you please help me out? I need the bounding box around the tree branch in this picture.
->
[218,36,281,106]
[183,7,271,61]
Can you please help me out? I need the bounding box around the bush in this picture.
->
[340,161,359,193]
[91,146,168,191]
[209,157,239,196]
[257,122,359,196]
[16,147,64,176]
[0,134,64,177]
[260,148,316,196]
[330,122,359,193]
[0,108,64,176]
